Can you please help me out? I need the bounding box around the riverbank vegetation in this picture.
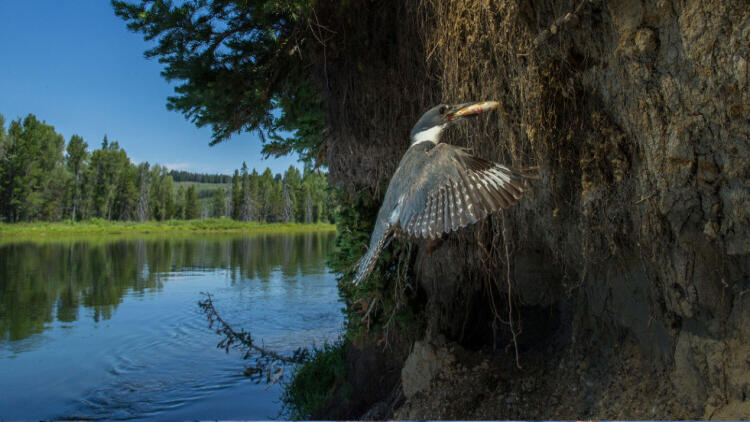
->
[0,114,332,224]
[280,341,348,420]
[0,218,334,239]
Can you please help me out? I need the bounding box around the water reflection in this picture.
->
[0,232,335,344]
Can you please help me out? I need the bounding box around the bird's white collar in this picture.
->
[411,125,445,145]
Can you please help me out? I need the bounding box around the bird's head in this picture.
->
[409,101,499,145]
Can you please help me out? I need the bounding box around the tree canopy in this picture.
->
[111,0,324,164]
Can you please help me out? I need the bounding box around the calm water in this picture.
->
[0,231,342,420]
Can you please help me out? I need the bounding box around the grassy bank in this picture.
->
[0,218,336,238]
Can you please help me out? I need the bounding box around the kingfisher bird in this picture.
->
[352,101,534,285]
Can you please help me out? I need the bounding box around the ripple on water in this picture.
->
[1,232,342,420]
[70,276,339,419]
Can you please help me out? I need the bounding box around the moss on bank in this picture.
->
[0,218,336,239]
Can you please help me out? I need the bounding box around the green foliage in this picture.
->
[169,170,231,184]
[211,187,227,218]
[87,136,134,220]
[327,188,381,282]
[231,169,242,219]
[0,113,333,225]
[66,134,89,221]
[0,113,5,145]
[184,185,200,219]
[328,188,420,341]
[264,79,326,164]
[175,181,231,200]
[241,163,256,221]
[111,0,325,167]
[149,164,176,220]
[281,341,348,420]
[0,115,66,222]
[175,184,186,220]
[0,114,5,207]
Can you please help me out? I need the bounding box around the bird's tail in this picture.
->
[352,223,391,285]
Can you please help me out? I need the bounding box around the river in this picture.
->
[0,231,343,420]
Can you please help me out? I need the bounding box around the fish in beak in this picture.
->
[445,101,499,122]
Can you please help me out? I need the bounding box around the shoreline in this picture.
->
[0,218,336,239]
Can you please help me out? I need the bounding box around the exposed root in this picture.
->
[476,219,522,369]
[501,214,522,369]
[524,0,596,54]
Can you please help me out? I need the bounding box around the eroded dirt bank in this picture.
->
[309,0,749,419]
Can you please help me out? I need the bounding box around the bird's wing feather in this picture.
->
[397,143,530,239]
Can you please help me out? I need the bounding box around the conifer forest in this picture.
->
[0,113,332,224]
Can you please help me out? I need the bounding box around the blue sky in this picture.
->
[0,0,299,176]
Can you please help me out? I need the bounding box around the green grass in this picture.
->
[0,218,336,239]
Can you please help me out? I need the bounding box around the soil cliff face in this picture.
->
[313,0,749,418]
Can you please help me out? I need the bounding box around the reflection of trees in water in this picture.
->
[227,232,332,283]
[0,232,335,342]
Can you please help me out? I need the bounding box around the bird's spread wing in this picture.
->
[397,143,530,239]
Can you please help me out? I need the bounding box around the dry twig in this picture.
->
[198,293,309,383]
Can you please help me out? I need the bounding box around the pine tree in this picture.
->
[66,135,88,221]
[89,136,121,220]
[33,115,67,221]
[224,186,232,218]
[282,165,302,222]
[0,121,20,221]
[282,182,293,222]
[270,173,283,222]
[231,169,242,219]
[240,164,257,221]
[0,115,66,221]
[112,1,327,168]
[113,159,138,220]
[0,114,7,221]
[311,169,329,222]
[185,185,199,219]
[260,168,274,222]
[0,113,5,153]
[304,183,313,223]
[135,162,151,221]
[148,164,175,221]
[175,185,186,219]
[239,162,251,221]
[211,187,226,218]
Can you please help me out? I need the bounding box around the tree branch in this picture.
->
[198,292,309,373]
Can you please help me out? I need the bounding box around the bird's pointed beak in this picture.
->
[445,101,499,122]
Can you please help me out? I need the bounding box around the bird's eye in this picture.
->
[440,106,448,114]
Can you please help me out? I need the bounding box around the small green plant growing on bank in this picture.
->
[198,291,350,419]
[328,188,421,343]
[277,188,422,419]
[281,341,349,420]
